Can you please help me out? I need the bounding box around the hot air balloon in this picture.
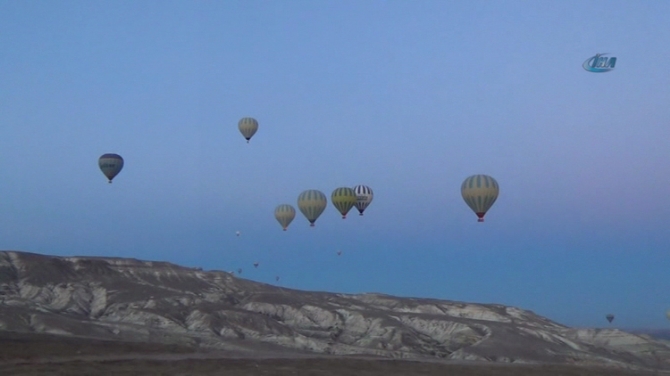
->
[276,276,280,282]
[253,262,259,268]
[461,174,499,222]
[98,153,124,183]
[237,268,242,274]
[666,310,670,320]
[297,190,327,227]
[238,117,258,143]
[337,250,342,256]
[236,230,241,237]
[352,185,373,215]
[606,314,614,323]
[274,204,296,231]
[331,187,357,219]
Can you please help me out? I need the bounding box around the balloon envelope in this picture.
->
[331,187,357,218]
[274,204,296,231]
[461,174,499,222]
[606,314,614,323]
[98,153,124,183]
[352,185,374,215]
[238,117,258,143]
[297,190,327,226]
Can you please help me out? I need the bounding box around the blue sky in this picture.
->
[1,0,669,329]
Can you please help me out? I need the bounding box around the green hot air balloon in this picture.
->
[274,204,296,231]
[238,117,258,143]
[461,174,499,222]
[331,187,357,219]
[98,153,124,183]
[297,189,327,227]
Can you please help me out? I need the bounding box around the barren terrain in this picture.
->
[1,250,669,375]
[0,332,664,376]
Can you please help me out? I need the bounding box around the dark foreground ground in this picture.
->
[0,331,664,376]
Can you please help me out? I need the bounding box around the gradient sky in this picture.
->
[1,0,669,329]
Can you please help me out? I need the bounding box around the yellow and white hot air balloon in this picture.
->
[238,117,258,143]
[274,204,296,231]
[331,187,357,219]
[461,174,499,222]
[297,189,327,227]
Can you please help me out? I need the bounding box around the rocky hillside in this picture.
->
[0,250,668,370]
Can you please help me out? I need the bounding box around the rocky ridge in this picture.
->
[0,250,668,370]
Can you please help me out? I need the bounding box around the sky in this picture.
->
[1,0,669,329]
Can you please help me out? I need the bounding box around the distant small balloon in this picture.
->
[238,117,258,143]
[297,190,327,227]
[352,185,373,215]
[236,231,241,237]
[98,153,124,183]
[276,276,280,282]
[253,262,259,268]
[461,174,499,222]
[274,204,296,231]
[337,250,342,256]
[331,187,357,219]
[606,314,614,323]
[237,268,242,274]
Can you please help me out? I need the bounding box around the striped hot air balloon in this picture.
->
[238,117,258,143]
[461,174,499,222]
[98,153,124,183]
[331,187,357,219]
[274,204,296,231]
[352,185,373,216]
[297,190,327,227]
